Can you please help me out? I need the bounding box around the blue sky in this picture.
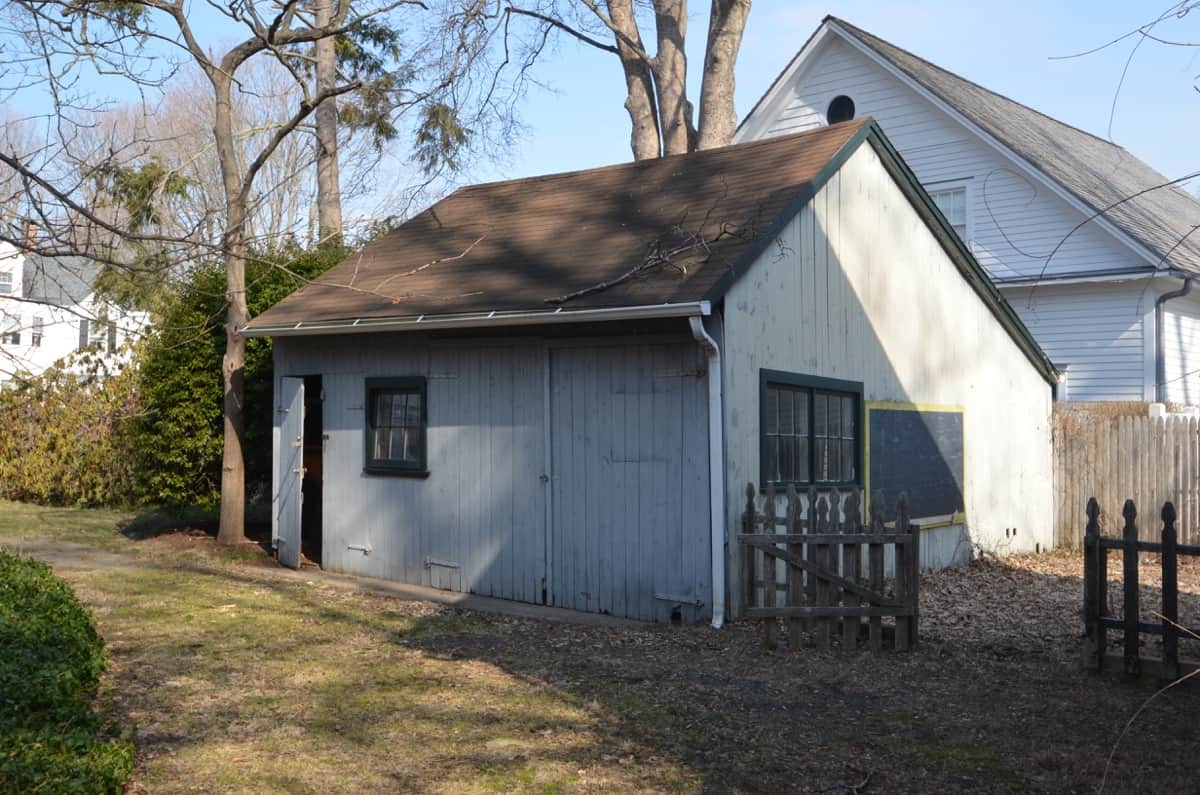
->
[482,1,1200,188]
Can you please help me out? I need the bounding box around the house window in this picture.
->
[827,95,856,124]
[929,185,968,243]
[31,316,43,348]
[760,370,861,488]
[364,376,427,475]
[0,270,11,294]
[1,312,19,346]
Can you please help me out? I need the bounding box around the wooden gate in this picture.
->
[739,483,920,652]
[1083,496,1200,679]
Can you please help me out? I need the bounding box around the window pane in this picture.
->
[765,387,779,434]
[795,391,809,437]
[815,438,828,481]
[826,394,841,437]
[841,397,854,438]
[841,439,855,481]
[798,436,810,482]
[764,435,779,481]
[779,389,794,435]
[814,393,828,437]
[779,436,793,482]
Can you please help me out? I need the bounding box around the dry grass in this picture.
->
[4,502,1200,793]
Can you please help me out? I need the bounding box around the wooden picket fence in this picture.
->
[1055,404,1200,547]
[1083,496,1200,679]
[738,483,920,652]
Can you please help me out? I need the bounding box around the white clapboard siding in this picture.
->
[722,142,1053,601]
[1000,281,1149,402]
[1161,289,1200,404]
[745,35,1139,282]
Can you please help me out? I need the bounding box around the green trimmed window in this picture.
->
[760,370,861,488]
[365,377,427,475]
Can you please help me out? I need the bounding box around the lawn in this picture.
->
[3,501,1200,793]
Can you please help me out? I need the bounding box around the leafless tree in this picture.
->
[506,0,753,158]
[0,0,515,544]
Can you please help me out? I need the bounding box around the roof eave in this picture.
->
[242,300,712,338]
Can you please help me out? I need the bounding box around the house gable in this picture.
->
[735,18,1200,279]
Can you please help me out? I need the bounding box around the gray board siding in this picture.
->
[274,328,712,623]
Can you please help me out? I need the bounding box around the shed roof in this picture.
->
[246,118,1056,382]
[748,17,1200,274]
[250,119,865,327]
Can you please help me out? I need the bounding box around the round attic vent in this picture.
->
[827,95,856,124]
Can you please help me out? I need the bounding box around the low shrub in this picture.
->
[0,552,133,793]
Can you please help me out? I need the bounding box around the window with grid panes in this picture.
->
[761,370,861,488]
[364,376,427,474]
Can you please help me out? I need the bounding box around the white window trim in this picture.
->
[926,178,974,251]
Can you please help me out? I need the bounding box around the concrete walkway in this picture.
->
[6,536,644,629]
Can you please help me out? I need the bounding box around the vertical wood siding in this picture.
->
[274,333,711,622]
[548,343,710,622]
[721,143,1053,612]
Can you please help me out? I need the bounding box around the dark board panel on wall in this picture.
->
[868,406,964,521]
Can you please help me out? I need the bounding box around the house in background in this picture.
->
[0,240,149,383]
[247,119,1056,624]
[736,16,1200,404]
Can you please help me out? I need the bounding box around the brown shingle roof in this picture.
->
[247,119,868,328]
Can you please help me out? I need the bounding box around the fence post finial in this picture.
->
[1162,501,1177,529]
[1122,499,1137,524]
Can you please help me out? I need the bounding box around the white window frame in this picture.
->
[0,269,11,294]
[926,178,973,250]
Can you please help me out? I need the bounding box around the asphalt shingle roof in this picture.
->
[830,17,1200,274]
[248,119,865,327]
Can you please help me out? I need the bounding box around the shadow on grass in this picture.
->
[117,504,273,552]
[47,534,1200,793]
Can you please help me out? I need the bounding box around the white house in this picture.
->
[736,16,1200,404]
[0,241,148,383]
[246,120,1056,624]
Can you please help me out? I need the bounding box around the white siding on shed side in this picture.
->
[737,35,1140,282]
[721,142,1053,603]
[1000,280,1150,402]
[1159,286,1200,404]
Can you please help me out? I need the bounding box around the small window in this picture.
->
[1,312,19,346]
[761,370,861,488]
[0,270,11,294]
[827,95,856,124]
[930,185,968,243]
[364,377,427,475]
[31,316,43,348]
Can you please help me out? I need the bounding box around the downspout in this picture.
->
[689,314,726,629]
[1155,276,1194,402]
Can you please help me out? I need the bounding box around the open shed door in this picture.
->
[275,377,305,569]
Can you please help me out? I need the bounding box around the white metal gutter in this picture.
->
[242,301,711,337]
[689,314,726,629]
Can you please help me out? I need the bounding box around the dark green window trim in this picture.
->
[759,369,863,491]
[364,376,429,477]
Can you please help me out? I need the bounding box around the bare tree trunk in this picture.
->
[697,0,751,150]
[651,0,695,156]
[212,72,248,546]
[606,0,660,160]
[314,0,343,243]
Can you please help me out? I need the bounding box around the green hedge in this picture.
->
[0,552,133,793]
[0,357,140,507]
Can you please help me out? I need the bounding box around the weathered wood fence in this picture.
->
[1055,403,1200,547]
[1083,497,1199,679]
[739,483,919,652]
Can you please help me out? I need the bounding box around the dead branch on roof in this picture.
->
[543,220,756,305]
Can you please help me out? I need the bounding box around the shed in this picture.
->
[245,118,1057,625]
